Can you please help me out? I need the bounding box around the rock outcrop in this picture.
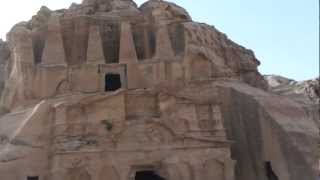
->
[0,39,10,105]
[0,0,317,180]
[265,75,320,128]
[265,75,320,104]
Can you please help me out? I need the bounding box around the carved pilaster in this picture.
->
[155,25,175,60]
[42,14,67,65]
[119,21,138,64]
[87,25,105,64]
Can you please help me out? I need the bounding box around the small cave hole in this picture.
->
[27,176,39,180]
[105,73,121,92]
[265,162,279,180]
[135,171,165,180]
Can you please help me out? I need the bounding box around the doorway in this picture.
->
[27,177,39,180]
[105,73,122,91]
[135,171,165,180]
[265,162,279,180]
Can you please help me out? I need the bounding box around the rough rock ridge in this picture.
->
[0,0,318,180]
[0,39,10,104]
[265,75,320,128]
[265,75,320,104]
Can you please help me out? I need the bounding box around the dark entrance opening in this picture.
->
[135,171,165,180]
[265,162,279,180]
[27,176,39,180]
[105,74,121,91]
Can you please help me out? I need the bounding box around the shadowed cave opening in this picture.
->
[27,176,39,180]
[265,162,279,180]
[105,74,121,92]
[135,171,165,180]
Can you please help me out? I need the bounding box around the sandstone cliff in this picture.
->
[0,0,317,180]
[265,75,320,104]
[265,75,320,130]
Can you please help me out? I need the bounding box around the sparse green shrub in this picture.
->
[101,120,113,131]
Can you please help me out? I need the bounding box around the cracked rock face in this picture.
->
[265,75,320,130]
[0,40,10,102]
[265,75,320,104]
[0,1,318,180]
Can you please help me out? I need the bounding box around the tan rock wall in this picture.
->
[219,82,318,180]
[0,1,314,180]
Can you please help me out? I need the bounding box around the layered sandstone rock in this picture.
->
[0,0,317,180]
[265,75,320,128]
[265,75,320,104]
[0,39,10,94]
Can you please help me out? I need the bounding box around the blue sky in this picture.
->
[0,0,318,80]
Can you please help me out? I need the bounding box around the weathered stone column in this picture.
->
[119,21,149,89]
[2,26,35,109]
[155,25,175,60]
[9,26,35,65]
[119,21,138,64]
[42,14,67,65]
[87,25,105,64]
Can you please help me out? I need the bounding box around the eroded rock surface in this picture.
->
[265,75,320,129]
[0,1,317,180]
[0,39,10,102]
[265,75,320,104]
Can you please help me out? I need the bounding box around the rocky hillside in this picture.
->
[0,0,318,180]
[265,75,320,130]
[265,75,320,104]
